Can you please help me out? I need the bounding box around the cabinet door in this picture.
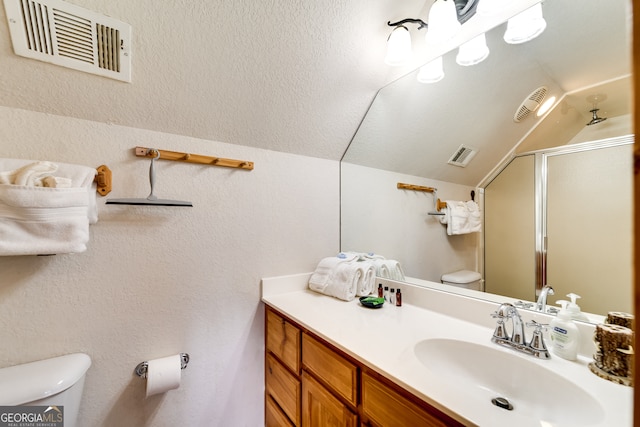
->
[302,372,357,427]
[361,372,464,427]
[302,333,357,406]
[266,354,301,426]
[266,308,301,373]
[266,395,295,427]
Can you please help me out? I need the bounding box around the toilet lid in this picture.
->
[0,353,91,405]
[441,270,481,284]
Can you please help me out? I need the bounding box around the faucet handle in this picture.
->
[526,320,551,359]
[526,320,547,329]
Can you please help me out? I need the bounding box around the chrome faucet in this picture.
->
[491,303,550,359]
[535,285,554,313]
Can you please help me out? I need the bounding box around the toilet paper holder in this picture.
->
[135,353,190,378]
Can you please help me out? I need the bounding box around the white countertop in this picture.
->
[261,273,633,427]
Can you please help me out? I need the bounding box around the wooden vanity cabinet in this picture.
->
[301,371,358,427]
[361,371,464,427]
[265,309,302,426]
[265,306,464,427]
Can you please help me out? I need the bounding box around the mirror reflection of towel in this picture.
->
[439,200,481,235]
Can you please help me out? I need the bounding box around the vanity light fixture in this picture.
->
[503,3,547,44]
[425,0,462,45]
[417,56,445,83]
[456,33,490,66]
[385,25,413,66]
[476,0,509,15]
[385,0,546,83]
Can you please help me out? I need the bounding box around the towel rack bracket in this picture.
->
[95,165,112,196]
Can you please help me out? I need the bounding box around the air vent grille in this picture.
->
[54,9,93,63]
[3,0,131,82]
[448,144,478,167]
[514,86,548,122]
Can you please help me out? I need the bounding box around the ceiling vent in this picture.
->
[447,144,478,167]
[513,86,548,122]
[3,0,132,82]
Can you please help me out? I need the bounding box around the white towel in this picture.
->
[308,253,357,290]
[0,159,97,220]
[308,254,375,301]
[0,159,98,255]
[439,200,481,235]
[373,259,406,281]
[356,260,376,296]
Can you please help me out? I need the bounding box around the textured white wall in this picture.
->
[341,163,479,282]
[0,106,339,426]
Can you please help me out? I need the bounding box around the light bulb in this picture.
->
[417,56,444,83]
[456,33,490,66]
[504,3,547,44]
[536,96,556,117]
[385,26,412,66]
[425,0,461,45]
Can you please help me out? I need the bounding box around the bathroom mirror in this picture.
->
[340,0,632,321]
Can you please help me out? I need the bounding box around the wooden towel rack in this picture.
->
[396,182,436,193]
[397,182,475,211]
[135,146,254,170]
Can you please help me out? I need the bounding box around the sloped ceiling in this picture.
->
[0,0,632,178]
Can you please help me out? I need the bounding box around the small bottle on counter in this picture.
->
[384,286,389,302]
[389,288,395,305]
[396,288,402,306]
[378,283,383,298]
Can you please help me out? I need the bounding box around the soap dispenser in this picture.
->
[565,293,589,322]
[549,300,580,360]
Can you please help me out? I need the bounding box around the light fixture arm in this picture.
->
[387,18,428,30]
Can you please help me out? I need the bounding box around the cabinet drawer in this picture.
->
[302,371,357,427]
[266,394,295,427]
[267,308,301,373]
[266,354,301,426]
[362,372,463,427]
[302,333,357,406]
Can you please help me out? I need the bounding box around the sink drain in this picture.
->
[491,397,514,411]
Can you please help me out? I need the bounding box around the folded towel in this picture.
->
[440,200,481,235]
[0,158,98,255]
[308,254,375,301]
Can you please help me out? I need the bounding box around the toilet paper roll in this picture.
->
[145,354,182,398]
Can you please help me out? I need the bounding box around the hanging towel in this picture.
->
[0,159,98,255]
[440,200,481,235]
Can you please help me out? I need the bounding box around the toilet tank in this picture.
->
[441,270,483,291]
[0,353,91,427]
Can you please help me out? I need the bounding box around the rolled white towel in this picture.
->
[385,260,406,281]
[308,253,358,293]
[0,161,57,186]
[356,261,376,296]
[309,256,374,301]
[323,262,360,301]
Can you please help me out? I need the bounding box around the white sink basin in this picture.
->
[414,338,604,426]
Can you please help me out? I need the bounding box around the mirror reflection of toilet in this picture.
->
[441,270,483,291]
[0,353,91,427]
